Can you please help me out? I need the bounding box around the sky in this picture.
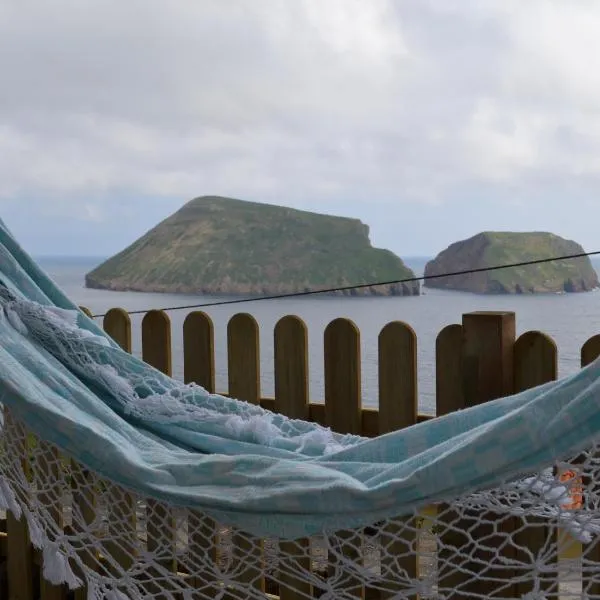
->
[2,0,600,258]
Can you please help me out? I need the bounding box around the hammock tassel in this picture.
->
[0,477,20,518]
[42,542,82,588]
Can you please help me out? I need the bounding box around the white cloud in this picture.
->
[462,99,550,181]
[457,1,600,181]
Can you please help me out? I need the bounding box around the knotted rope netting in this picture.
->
[1,217,600,598]
[1,408,599,599]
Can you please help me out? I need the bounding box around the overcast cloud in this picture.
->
[1,0,599,257]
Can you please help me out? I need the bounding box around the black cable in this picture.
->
[89,249,600,318]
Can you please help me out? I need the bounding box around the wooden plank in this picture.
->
[71,461,98,600]
[582,335,600,598]
[103,308,132,352]
[0,532,5,600]
[104,486,137,580]
[324,318,361,436]
[378,322,417,432]
[274,316,309,420]
[435,324,466,599]
[142,337,178,595]
[463,312,517,598]
[227,313,260,403]
[514,331,557,390]
[183,314,219,594]
[5,409,35,600]
[36,442,67,600]
[324,318,364,598]
[183,311,215,391]
[188,510,219,597]
[308,403,326,428]
[513,331,558,599]
[144,500,178,596]
[462,311,515,409]
[227,313,265,594]
[438,313,518,599]
[582,334,600,368]
[274,316,311,600]
[377,321,418,599]
[141,310,172,376]
[436,324,464,416]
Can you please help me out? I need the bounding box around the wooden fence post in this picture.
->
[378,322,418,598]
[462,311,515,407]
[141,310,177,592]
[438,312,518,599]
[185,314,218,595]
[582,335,600,598]
[103,308,132,352]
[141,310,172,376]
[37,440,68,600]
[274,316,309,421]
[5,410,35,600]
[436,323,465,597]
[324,318,361,435]
[227,313,264,594]
[227,313,260,404]
[183,311,215,391]
[436,324,464,416]
[71,462,97,600]
[582,335,600,368]
[513,331,558,598]
[464,311,517,598]
[274,316,311,600]
[324,318,363,598]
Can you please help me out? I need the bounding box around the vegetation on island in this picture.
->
[424,231,599,294]
[85,196,420,297]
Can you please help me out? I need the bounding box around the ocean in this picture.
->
[38,256,600,415]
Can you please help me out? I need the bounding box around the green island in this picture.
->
[85,195,420,296]
[424,231,599,294]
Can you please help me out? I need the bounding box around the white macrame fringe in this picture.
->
[0,476,20,518]
[42,542,82,589]
[24,508,44,548]
[1,475,85,591]
[0,473,150,599]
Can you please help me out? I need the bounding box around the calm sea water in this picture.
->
[38,256,600,415]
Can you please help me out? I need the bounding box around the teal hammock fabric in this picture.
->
[0,218,598,539]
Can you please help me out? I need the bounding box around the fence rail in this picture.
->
[1,307,600,598]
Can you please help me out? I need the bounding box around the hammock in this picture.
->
[0,217,599,598]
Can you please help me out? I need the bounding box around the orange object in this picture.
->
[558,465,583,510]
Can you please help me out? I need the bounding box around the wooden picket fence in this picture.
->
[2,307,600,598]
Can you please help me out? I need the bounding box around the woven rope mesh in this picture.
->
[2,407,600,599]
[2,283,600,598]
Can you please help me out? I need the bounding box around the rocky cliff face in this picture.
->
[424,232,598,294]
[85,195,420,297]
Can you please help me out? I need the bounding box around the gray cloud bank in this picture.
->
[0,1,598,256]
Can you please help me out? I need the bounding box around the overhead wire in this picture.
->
[90,249,600,318]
